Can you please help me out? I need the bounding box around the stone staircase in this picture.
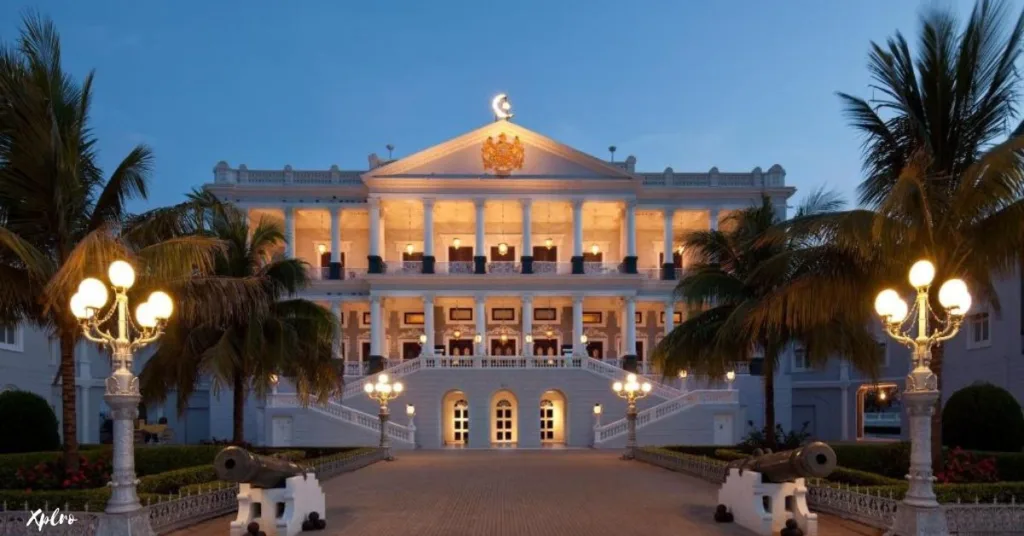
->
[271,393,415,444]
[593,389,739,444]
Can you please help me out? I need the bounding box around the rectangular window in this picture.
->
[0,324,21,352]
[491,308,515,322]
[582,311,603,325]
[658,311,683,325]
[968,312,991,349]
[534,308,557,322]
[635,311,643,326]
[403,312,425,326]
[361,312,371,327]
[449,308,473,322]
[792,346,809,372]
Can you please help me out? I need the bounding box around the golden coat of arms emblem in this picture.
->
[481,133,525,176]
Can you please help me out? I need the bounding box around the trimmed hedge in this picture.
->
[134,445,224,476]
[714,448,903,486]
[0,391,60,454]
[0,488,165,511]
[136,449,306,495]
[943,383,1024,452]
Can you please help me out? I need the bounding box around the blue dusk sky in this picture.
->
[0,1,1002,212]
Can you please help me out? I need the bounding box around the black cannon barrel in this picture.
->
[726,441,837,483]
[214,446,306,489]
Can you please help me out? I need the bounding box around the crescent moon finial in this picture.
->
[491,94,513,121]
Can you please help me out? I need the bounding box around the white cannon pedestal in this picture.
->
[717,468,817,536]
[230,473,326,536]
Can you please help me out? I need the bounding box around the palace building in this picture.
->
[202,97,794,449]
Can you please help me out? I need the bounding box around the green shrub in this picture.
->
[830,442,910,480]
[943,383,1024,452]
[0,488,164,511]
[0,391,59,454]
[664,446,728,457]
[137,465,218,495]
[134,445,223,475]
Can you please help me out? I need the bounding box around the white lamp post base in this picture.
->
[96,511,155,536]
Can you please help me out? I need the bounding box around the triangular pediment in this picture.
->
[363,121,636,181]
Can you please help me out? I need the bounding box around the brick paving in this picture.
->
[169,450,879,536]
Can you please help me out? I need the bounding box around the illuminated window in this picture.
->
[968,312,991,349]
[0,324,21,352]
[540,400,555,441]
[494,399,514,443]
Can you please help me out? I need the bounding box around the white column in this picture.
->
[709,207,720,231]
[423,294,435,356]
[80,385,90,443]
[572,295,584,355]
[423,198,435,257]
[330,207,341,263]
[330,301,342,359]
[379,300,388,358]
[283,206,295,258]
[624,297,637,356]
[475,294,487,355]
[572,199,584,258]
[369,296,382,357]
[664,300,676,335]
[522,294,534,356]
[625,200,637,258]
[662,207,675,265]
[474,199,486,257]
[368,199,381,257]
[521,198,532,257]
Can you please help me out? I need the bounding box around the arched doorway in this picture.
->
[442,390,470,446]
[539,389,567,445]
[491,390,518,446]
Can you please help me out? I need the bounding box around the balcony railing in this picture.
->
[487,261,521,274]
[436,261,475,274]
[583,262,622,275]
[422,355,585,369]
[383,261,422,274]
[532,261,572,274]
[307,266,367,281]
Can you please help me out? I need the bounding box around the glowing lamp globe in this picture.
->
[874,289,900,318]
[678,370,688,379]
[405,243,414,255]
[641,382,652,393]
[726,370,736,381]
[364,382,374,393]
[593,403,602,415]
[378,383,392,394]
[108,260,136,289]
[78,278,109,309]
[888,298,909,324]
[69,293,94,319]
[452,237,461,249]
[498,242,509,256]
[419,334,427,344]
[317,243,327,255]
[147,291,173,319]
[525,334,533,343]
[590,244,600,255]
[500,333,508,342]
[545,238,554,250]
[909,260,936,288]
[453,329,462,339]
[269,374,279,385]
[406,404,415,416]
[627,373,637,383]
[393,382,404,393]
[612,381,623,392]
[580,334,588,344]
[136,302,157,328]
[379,373,389,384]
[677,245,685,255]
[545,329,554,338]
[938,278,971,315]
[474,334,482,343]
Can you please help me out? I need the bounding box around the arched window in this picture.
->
[453,399,469,444]
[494,399,513,443]
[540,399,555,441]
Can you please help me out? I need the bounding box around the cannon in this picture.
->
[216,447,327,536]
[717,442,837,536]
[214,446,307,489]
[725,441,837,484]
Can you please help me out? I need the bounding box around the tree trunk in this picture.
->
[930,343,945,473]
[59,330,80,472]
[232,370,245,444]
[763,355,777,450]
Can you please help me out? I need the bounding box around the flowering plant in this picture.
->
[15,456,110,491]
[935,447,999,484]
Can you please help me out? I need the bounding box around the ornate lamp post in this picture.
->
[874,260,971,536]
[612,373,652,460]
[70,260,172,536]
[364,373,404,461]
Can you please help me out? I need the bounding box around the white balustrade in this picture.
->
[486,261,520,274]
[435,261,475,274]
[594,389,739,443]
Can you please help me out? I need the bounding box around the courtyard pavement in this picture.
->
[170,450,879,536]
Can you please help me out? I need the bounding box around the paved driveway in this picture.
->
[172,450,877,536]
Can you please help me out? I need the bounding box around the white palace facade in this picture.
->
[203,105,795,450]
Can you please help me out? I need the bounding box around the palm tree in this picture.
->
[651,195,883,448]
[801,0,1024,468]
[139,197,340,443]
[0,14,219,470]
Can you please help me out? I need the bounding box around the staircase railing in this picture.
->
[340,358,423,399]
[270,394,414,443]
[594,389,739,443]
[583,357,680,399]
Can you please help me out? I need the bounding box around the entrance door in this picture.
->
[586,341,605,359]
[449,339,474,356]
[449,246,474,262]
[490,246,516,261]
[533,338,559,356]
[540,400,555,442]
[491,339,517,356]
[361,342,372,361]
[713,414,734,445]
[401,341,421,360]
[453,400,469,445]
[635,340,645,361]
[494,399,514,444]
